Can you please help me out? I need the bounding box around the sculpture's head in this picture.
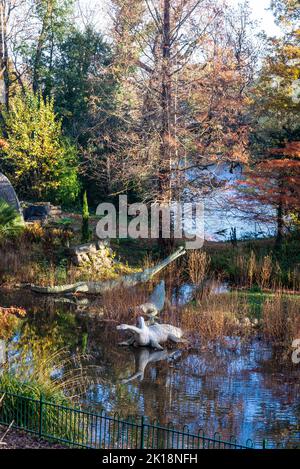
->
[136,316,145,329]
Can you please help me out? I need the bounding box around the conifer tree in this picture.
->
[81,190,90,243]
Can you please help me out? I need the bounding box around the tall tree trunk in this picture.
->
[159,0,171,200]
[32,1,53,94]
[158,0,173,254]
[0,2,9,111]
[32,28,46,94]
[275,177,285,249]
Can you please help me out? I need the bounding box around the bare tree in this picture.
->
[93,0,257,206]
[0,0,30,109]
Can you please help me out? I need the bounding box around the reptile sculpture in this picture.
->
[31,247,185,295]
[138,279,166,320]
[117,316,185,350]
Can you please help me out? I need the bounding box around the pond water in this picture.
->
[0,290,299,449]
[187,163,276,241]
[172,282,229,305]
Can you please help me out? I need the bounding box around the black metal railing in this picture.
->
[0,391,257,449]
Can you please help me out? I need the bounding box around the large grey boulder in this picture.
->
[22,202,62,222]
[23,204,50,221]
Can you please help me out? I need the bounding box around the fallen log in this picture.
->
[31,247,186,295]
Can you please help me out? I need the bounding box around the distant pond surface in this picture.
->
[188,163,276,241]
[0,289,299,449]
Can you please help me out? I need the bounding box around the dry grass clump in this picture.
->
[260,255,273,289]
[262,295,300,349]
[99,285,152,323]
[2,347,103,401]
[206,238,300,291]
[0,226,70,286]
[0,347,104,445]
[233,252,275,290]
[173,291,300,363]
[187,250,211,286]
[182,308,238,340]
[0,243,68,287]
[169,292,250,342]
[0,239,34,283]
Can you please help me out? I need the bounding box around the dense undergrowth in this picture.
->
[0,208,299,291]
[0,220,140,287]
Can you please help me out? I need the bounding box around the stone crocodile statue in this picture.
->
[120,348,181,383]
[31,247,186,295]
[117,316,185,350]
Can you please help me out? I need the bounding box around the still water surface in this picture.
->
[0,290,299,449]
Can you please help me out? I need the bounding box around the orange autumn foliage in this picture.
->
[0,306,26,339]
[243,141,300,214]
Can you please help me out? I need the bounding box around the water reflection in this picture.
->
[120,348,181,383]
[0,339,6,365]
[0,291,299,448]
[172,281,229,306]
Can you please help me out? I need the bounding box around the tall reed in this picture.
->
[187,250,211,286]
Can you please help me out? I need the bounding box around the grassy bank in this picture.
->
[205,236,300,291]
[110,235,300,292]
[0,208,299,294]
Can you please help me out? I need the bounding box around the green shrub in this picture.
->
[0,199,24,242]
[0,373,78,443]
[0,89,80,206]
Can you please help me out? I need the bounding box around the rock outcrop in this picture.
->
[69,241,112,268]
